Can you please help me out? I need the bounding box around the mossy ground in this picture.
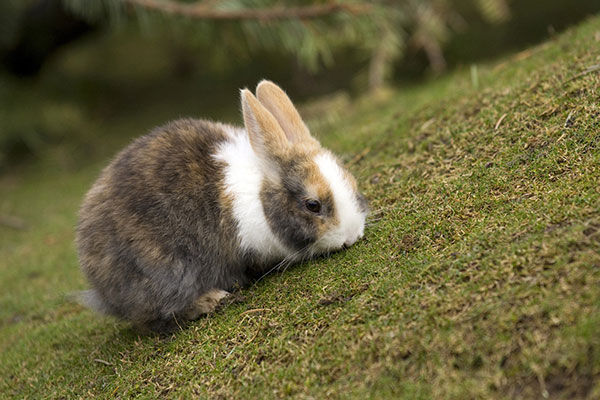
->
[1,16,599,399]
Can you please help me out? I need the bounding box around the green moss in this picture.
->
[1,16,599,399]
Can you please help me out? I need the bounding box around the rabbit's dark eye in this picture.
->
[305,199,321,213]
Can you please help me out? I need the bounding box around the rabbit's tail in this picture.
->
[73,289,114,315]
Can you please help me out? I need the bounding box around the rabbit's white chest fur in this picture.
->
[214,126,293,262]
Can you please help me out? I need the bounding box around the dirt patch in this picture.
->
[318,283,369,306]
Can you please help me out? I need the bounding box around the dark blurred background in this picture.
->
[1,0,599,172]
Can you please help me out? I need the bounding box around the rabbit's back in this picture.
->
[77,119,248,327]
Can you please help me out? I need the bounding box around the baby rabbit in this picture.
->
[77,80,368,331]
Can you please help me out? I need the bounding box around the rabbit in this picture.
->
[76,80,368,332]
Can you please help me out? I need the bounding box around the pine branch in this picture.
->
[123,0,373,21]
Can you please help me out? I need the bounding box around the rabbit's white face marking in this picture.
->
[214,131,293,261]
[314,152,367,251]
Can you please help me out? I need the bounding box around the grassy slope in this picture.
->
[1,16,599,399]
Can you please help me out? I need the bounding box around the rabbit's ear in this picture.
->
[256,80,318,147]
[241,88,290,159]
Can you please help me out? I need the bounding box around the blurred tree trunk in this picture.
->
[368,28,401,93]
[368,35,389,93]
[419,38,447,74]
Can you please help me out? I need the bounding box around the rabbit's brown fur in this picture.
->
[78,120,252,330]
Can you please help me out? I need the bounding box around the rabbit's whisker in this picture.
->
[253,244,310,286]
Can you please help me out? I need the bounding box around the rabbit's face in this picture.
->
[310,151,368,253]
[261,148,367,255]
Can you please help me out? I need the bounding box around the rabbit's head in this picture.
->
[240,81,368,258]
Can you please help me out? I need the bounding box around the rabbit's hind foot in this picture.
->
[184,289,230,320]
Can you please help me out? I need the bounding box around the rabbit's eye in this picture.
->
[305,199,321,213]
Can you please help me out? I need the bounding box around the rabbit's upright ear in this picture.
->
[241,88,290,159]
[256,80,319,147]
